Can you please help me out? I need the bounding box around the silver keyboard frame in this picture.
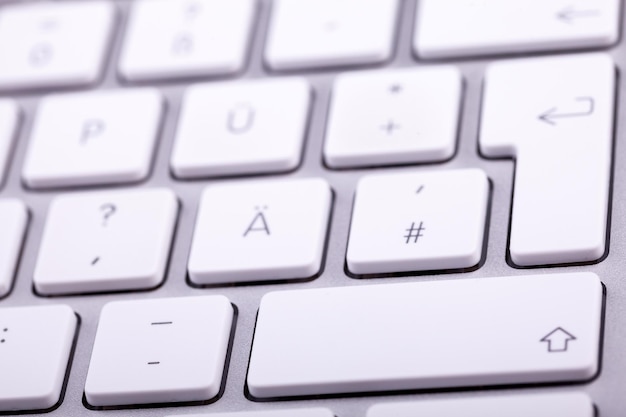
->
[1,0,625,415]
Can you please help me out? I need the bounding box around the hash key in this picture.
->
[347,168,489,275]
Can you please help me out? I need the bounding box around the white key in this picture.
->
[0,305,77,412]
[325,67,461,168]
[248,272,603,398]
[367,393,594,417]
[34,188,178,295]
[171,79,310,178]
[85,296,233,406]
[0,200,28,298]
[0,100,19,186]
[168,409,334,417]
[347,169,488,275]
[0,1,115,90]
[415,0,619,59]
[480,54,614,266]
[265,0,399,71]
[119,0,256,81]
[23,89,163,188]
[189,178,331,285]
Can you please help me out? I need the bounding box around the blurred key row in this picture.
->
[0,53,614,188]
[0,0,618,90]
[4,67,463,188]
[0,273,603,412]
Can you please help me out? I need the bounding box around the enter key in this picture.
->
[480,53,614,267]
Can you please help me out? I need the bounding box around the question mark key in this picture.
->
[33,188,178,295]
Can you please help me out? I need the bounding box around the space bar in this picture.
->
[247,273,603,398]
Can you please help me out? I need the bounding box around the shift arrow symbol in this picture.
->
[540,327,577,352]
[556,6,600,23]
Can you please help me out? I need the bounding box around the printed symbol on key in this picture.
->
[184,2,202,20]
[100,203,116,226]
[80,119,106,144]
[29,43,53,67]
[147,320,174,366]
[556,6,601,23]
[389,84,402,94]
[244,206,270,237]
[91,204,117,266]
[381,120,401,135]
[540,327,577,353]
[172,33,194,55]
[323,20,339,32]
[1,327,7,344]
[227,103,255,134]
[39,19,58,31]
[538,97,595,126]
[404,221,425,244]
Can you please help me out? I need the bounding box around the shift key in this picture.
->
[247,273,603,398]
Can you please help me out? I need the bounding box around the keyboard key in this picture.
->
[119,0,256,82]
[0,100,19,186]
[168,409,334,417]
[247,272,602,398]
[0,305,77,412]
[367,393,594,417]
[0,199,28,298]
[265,0,399,71]
[188,178,331,285]
[34,188,178,295]
[480,53,614,266]
[23,89,163,188]
[171,78,310,178]
[414,0,619,59]
[324,67,461,168]
[85,295,233,407]
[0,1,115,90]
[347,168,489,275]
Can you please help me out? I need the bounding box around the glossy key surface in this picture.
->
[248,273,602,398]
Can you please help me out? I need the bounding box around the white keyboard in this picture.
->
[0,0,622,416]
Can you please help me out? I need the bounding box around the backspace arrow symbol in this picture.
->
[556,6,601,23]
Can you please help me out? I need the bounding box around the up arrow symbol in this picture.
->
[540,327,577,353]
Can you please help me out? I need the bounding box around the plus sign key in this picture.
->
[324,66,461,168]
[347,169,489,275]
